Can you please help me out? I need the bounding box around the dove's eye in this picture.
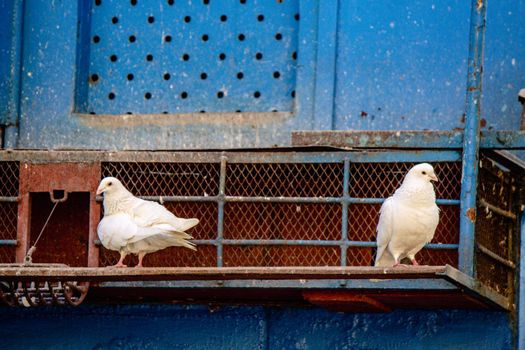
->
[108,182,112,186]
[422,171,427,175]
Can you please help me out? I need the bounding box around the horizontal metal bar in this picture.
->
[292,130,525,150]
[476,243,516,269]
[191,239,458,250]
[115,195,459,206]
[0,196,18,202]
[98,278,456,290]
[478,198,517,220]
[0,239,17,246]
[0,149,462,164]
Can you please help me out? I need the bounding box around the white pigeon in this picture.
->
[96,177,198,268]
[374,163,440,267]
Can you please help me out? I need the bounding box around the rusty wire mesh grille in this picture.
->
[101,162,220,196]
[0,161,19,197]
[224,202,341,240]
[99,245,217,267]
[223,245,340,267]
[349,162,461,199]
[164,202,217,240]
[226,163,343,197]
[475,153,522,298]
[0,161,19,264]
[99,159,461,268]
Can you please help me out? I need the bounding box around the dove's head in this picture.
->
[96,177,127,196]
[405,163,439,183]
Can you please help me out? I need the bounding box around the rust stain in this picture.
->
[480,118,486,128]
[360,111,368,118]
[466,208,476,223]
[477,0,483,10]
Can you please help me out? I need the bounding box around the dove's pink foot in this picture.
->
[411,258,420,266]
[136,252,146,268]
[110,252,127,268]
[112,262,127,268]
[392,259,409,268]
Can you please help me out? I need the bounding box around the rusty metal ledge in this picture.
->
[0,266,447,282]
[291,130,525,150]
[0,265,509,310]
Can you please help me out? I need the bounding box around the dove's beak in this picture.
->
[96,186,105,195]
[430,174,438,182]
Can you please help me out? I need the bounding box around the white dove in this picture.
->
[96,177,198,268]
[374,163,440,267]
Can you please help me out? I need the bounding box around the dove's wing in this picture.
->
[98,213,196,253]
[130,198,199,232]
[97,213,141,251]
[375,197,396,267]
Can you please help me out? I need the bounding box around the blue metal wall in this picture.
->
[0,305,511,350]
[2,0,524,149]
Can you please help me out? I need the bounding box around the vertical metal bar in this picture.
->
[217,154,227,267]
[312,0,339,130]
[458,0,487,276]
[2,0,24,148]
[518,213,525,350]
[340,159,350,266]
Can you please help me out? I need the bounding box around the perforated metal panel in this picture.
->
[83,0,299,114]
[99,157,462,268]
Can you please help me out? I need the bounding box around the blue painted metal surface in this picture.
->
[459,0,486,277]
[0,305,511,349]
[334,0,470,131]
[8,1,525,149]
[483,1,525,130]
[0,0,524,348]
[0,0,23,146]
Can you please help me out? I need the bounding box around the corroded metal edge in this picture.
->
[291,130,525,150]
[441,265,511,310]
[0,265,448,282]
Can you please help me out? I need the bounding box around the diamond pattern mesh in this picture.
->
[99,245,217,267]
[347,247,374,267]
[224,202,341,240]
[349,162,461,199]
[475,153,521,298]
[226,163,343,197]
[223,245,340,267]
[0,162,19,264]
[98,160,461,268]
[0,161,19,197]
[101,162,220,196]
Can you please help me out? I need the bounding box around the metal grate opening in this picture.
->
[100,245,217,268]
[475,152,522,298]
[101,162,220,196]
[0,161,19,263]
[99,159,461,268]
[226,163,343,197]
[223,245,340,267]
[84,0,299,114]
[349,162,461,199]
[0,161,19,197]
[224,203,341,241]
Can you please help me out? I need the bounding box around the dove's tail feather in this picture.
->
[375,249,395,267]
[170,218,199,232]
